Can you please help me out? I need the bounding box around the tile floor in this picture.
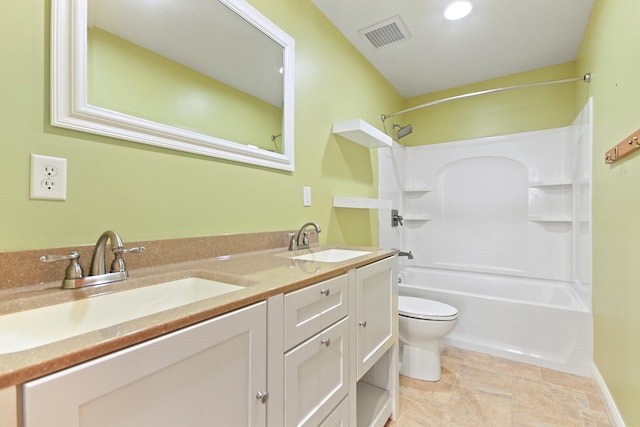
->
[385,346,611,427]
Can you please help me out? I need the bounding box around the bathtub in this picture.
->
[399,266,593,376]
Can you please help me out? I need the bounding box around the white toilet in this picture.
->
[398,296,459,381]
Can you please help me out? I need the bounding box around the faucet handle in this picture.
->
[288,233,297,251]
[302,231,312,245]
[40,251,84,280]
[110,246,145,273]
[113,246,145,255]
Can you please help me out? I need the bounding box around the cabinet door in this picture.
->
[356,257,394,379]
[22,302,267,427]
[284,317,349,427]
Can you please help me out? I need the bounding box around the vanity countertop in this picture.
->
[0,245,396,388]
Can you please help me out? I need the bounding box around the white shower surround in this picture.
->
[379,99,593,373]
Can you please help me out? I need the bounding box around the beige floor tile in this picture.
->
[476,354,524,377]
[441,345,467,360]
[442,387,512,426]
[384,414,430,427]
[400,374,453,404]
[513,377,581,419]
[396,396,445,426]
[440,355,463,385]
[511,361,542,382]
[512,402,583,427]
[580,408,612,427]
[541,367,599,394]
[460,348,494,367]
[392,346,611,427]
[455,365,513,396]
[584,391,607,412]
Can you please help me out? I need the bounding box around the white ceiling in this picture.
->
[310,0,595,98]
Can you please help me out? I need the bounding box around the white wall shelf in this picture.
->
[333,197,392,209]
[332,119,392,149]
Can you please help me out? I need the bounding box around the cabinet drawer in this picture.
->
[284,274,349,350]
[284,317,349,427]
[319,396,349,427]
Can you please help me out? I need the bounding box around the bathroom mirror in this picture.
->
[51,0,295,171]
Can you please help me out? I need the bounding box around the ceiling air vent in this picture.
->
[358,16,410,49]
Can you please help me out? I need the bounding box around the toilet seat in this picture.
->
[399,296,458,321]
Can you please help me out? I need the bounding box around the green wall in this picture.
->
[0,0,402,252]
[577,0,640,424]
[398,61,580,146]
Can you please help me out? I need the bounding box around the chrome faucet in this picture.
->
[289,222,322,251]
[41,230,144,289]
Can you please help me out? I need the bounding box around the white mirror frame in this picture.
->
[51,0,295,171]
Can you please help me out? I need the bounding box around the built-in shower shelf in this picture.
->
[333,197,392,209]
[528,216,573,223]
[402,187,432,193]
[528,180,572,187]
[332,119,392,148]
[403,215,431,222]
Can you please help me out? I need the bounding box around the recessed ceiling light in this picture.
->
[444,1,473,21]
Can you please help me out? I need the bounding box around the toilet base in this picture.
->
[400,341,442,381]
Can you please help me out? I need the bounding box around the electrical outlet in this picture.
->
[30,154,67,200]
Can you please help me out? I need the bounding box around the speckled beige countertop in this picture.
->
[0,244,396,388]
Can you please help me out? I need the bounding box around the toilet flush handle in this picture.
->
[358,320,367,328]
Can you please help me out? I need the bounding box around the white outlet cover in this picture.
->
[30,154,67,200]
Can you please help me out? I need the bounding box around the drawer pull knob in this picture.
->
[320,288,330,296]
[321,338,331,347]
[358,320,367,328]
[256,391,269,403]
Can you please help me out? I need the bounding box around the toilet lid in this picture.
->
[398,296,458,321]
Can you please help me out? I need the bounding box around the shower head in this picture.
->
[392,123,413,139]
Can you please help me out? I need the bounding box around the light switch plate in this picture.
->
[303,186,312,206]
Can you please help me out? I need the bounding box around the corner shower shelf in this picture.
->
[332,119,392,149]
[402,187,432,193]
[528,216,573,223]
[333,197,392,209]
[528,180,571,187]
[403,216,431,222]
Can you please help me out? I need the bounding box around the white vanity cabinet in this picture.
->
[22,302,268,427]
[18,254,398,427]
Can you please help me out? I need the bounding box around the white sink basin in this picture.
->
[0,277,243,354]
[291,249,371,263]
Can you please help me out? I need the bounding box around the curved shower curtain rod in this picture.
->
[380,73,591,122]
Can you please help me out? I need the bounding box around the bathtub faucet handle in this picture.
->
[398,250,414,260]
[392,209,404,227]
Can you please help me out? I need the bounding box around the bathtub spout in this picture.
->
[398,250,414,259]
